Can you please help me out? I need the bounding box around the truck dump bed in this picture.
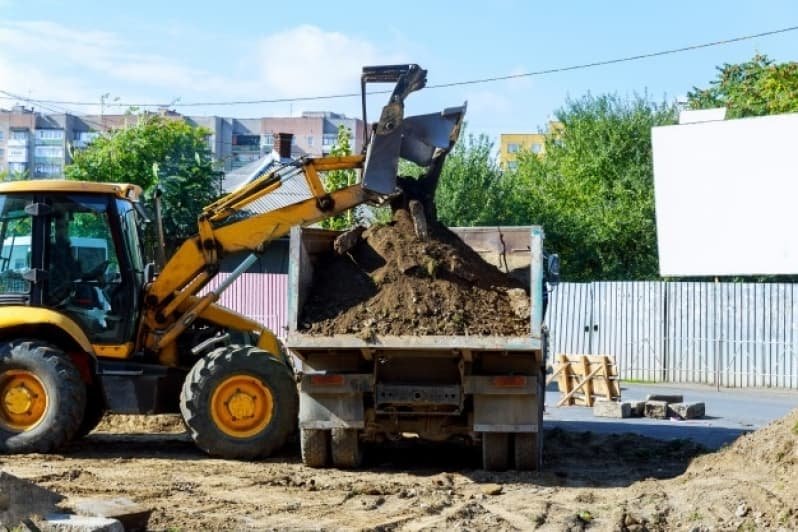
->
[285,225,547,471]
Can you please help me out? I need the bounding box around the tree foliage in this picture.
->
[687,54,798,118]
[433,131,508,227]
[320,125,359,230]
[510,94,677,281]
[65,114,223,254]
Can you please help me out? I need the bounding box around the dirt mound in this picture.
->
[300,208,530,337]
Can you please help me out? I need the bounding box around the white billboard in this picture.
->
[652,112,798,277]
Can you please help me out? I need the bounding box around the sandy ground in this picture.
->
[1,409,796,531]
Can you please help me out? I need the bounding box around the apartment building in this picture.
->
[0,106,364,177]
[498,121,563,170]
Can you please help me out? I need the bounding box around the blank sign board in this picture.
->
[652,112,798,277]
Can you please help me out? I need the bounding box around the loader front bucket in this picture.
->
[359,64,467,196]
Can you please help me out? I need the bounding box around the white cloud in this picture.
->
[254,25,407,97]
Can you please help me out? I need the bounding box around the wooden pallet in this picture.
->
[547,354,620,407]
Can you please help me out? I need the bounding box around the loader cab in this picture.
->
[0,182,146,345]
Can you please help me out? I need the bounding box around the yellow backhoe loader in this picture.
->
[0,64,465,457]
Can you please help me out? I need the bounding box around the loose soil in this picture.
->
[2,409,796,530]
[300,207,530,337]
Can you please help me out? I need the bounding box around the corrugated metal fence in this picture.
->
[205,274,798,389]
[546,282,798,390]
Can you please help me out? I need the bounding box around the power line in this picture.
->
[1,24,796,109]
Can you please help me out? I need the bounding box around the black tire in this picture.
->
[76,382,106,438]
[301,428,329,468]
[180,344,298,459]
[482,432,510,471]
[331,428,363,469]
[0,339,86,453]
[513,433,542,471]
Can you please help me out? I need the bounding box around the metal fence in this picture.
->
[203,274,798,390]
[546,282,798,390]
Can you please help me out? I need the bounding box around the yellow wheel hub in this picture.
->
[210,375,273,438]
[0,370,48,432]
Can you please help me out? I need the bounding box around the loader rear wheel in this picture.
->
[0,339,85,453]
[513,433,542,471]
[331,428,362,469]
[482,432,510,471]
[180,345,298,459]
[301,428,329,468]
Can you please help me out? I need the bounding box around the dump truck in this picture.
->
[287,226,553,471]
[0,64,466,459]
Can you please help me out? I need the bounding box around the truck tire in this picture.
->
[0,339,86,453]
[482,432,510,471]
[76,382,106,438]
[331,428,362,468]
[513,433,542,471]
[180,345,298,459]
[300,428,329,468]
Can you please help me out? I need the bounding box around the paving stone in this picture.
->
[43,514,123,532]
[593,400,631,418]
[644,400,669,419]
[645,393,684,404]
[669,402,706,419]
[629,400,646,417]
[72,497,151,532]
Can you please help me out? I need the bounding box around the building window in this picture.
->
[0,131,4,141]
[531,143,542,154]
[322,134,336,147]
[74,131,100,148]
[0,148,4,158]
[8,162,27,173]
[507,143,520,153]
[34,163,62,177]
[34,146,64,159]
[306,136,314,147]
[506,161,519,171]
[35,129,64,141]
[261,134,274,148]
[10,131,28,141]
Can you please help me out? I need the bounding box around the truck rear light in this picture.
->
[310,374,345,386]
[492,376,527,387]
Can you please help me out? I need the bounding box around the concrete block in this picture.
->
[669,402,705,419]
[71,497,151,531]
[629,400,646,417]
[593,400,631,418]
[43,514,123,532]
[644,400,669,419]
[645,393,683,404]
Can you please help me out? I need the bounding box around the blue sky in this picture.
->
[1,1,796,141]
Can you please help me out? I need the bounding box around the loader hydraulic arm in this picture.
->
[138,64,466,364]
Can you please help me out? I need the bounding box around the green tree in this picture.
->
[512,94,677,281]
[433,131,508,227]
[66,113,223,254]
[687,54,798,118]
[320,125,359,230]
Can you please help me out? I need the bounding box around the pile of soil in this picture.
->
[300,205,531,337]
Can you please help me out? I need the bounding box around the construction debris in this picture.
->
[593,400,631,418]
[669,402,706,420]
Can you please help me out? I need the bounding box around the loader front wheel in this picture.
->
[180,345,298,459]
[0,339,86,453]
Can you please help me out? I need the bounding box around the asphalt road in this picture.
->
[544,382,798,449]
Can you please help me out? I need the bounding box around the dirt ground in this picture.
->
[1,408,796,531]
[300,208,530,338]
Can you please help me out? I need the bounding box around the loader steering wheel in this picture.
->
[80,260,110,285]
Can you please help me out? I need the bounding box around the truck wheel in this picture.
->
[482,432,510,471]
[76,382,106,438]
[331,428,362,468]
[180,345,298,459]
[300,428,329,468]
[513,433,542,471]
[0,339,86,453]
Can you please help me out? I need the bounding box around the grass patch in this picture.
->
[622,378,658,385]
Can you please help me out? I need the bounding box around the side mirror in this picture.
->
[546,253,560,287]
